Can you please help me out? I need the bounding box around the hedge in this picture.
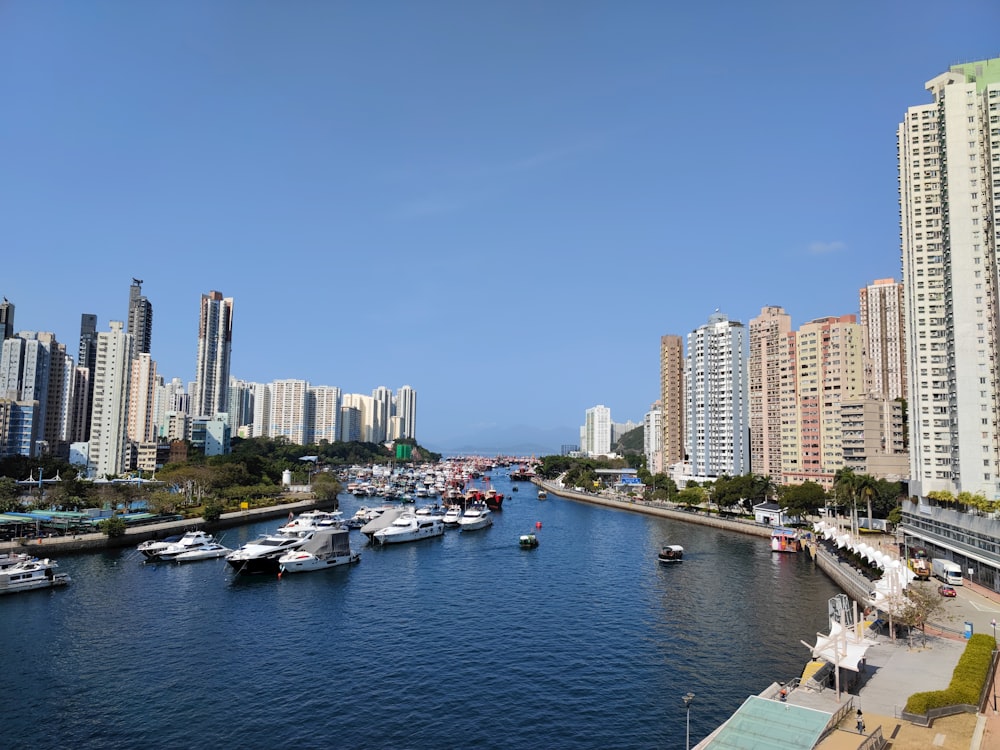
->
[904,633,995,714]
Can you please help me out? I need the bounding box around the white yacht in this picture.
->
[154,530,218,562]
[457,503,493,531]
[276,510,345,535]
[278,528,360,574]
[226,530,314,575]
[136,534,184,560]
[174,543,232,562]
[0,557,70,595]
[441,505,463,526]
[372,513,445,545]
[360,506,408,540]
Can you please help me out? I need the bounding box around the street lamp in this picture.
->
[993,619,998,711]
[682,692,695,750]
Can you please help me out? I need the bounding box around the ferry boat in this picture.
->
[770,527,802,553]
[0,557,71,595]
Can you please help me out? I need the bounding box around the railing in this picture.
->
[858,726,886,750]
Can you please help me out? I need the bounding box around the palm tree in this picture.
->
[833,468,858,533]
[855,473,879,532]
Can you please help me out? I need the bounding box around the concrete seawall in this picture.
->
[535,479,773,540]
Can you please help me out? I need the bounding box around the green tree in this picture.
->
[100,516,127,538]
[779,481,827,517]
[0,477,20,512]
[311,472,341,503]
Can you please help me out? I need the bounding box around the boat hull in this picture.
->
[279,552,360,573]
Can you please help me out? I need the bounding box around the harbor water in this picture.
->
[0,473,841,749]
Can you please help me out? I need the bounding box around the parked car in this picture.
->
[938,585,957,597]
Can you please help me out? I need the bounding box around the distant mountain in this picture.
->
[425,424,575,457]
[614,426,644,455]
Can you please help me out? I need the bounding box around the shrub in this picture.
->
[100,516,127,538]
[904,633,994,713]
[202,501,223,523]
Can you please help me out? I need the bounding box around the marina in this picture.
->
[0,470,843,749]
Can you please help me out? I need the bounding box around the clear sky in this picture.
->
[2,2,998,455]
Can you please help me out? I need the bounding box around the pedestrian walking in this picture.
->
[856,709,865,734]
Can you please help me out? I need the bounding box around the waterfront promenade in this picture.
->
[537,478,1000,749]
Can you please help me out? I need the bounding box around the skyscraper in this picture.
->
[0,297,13,340]
[583,404,612,456]
[859,278,906,400]
[126,278,153,356]
[75,313,99,442]
[779,315,864,489]
[748,306,791,480]
[191,290,233,419]
[88,321,133,478]
[685,311,747,478]
[394,385,416,440]
[658,334,685,470]
[899,57,1000,499]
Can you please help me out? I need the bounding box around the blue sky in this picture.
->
[2,2,998,454]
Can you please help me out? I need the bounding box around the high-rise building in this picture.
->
[859,278,906,400]
[341,393,374,442]
[583,404,612,457]
[779,315,864,489]
[394,385,417,440]
[74,313,99,442]
[644,402,663,474]
[88,321,133,478]
[899,57,1000,500]
[897,58,1000,591]
[371,386,392,443]
[0,297,13,340]
[749,306,792,480]
[0,332,71,456]
[685,311,747,478]
[269,379,309,445]
[127,353,158,444]
[191,290,233,419]
[126,278,153,357]
[658,335,685,469]
[309,385,341,444]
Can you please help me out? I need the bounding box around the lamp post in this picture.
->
[993,619,998,711]
[682,692,695,750]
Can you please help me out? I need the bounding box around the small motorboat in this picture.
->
[519,533,539,549]
[657,544,684,563]
[537,490,547,500]
[174,543,232,563]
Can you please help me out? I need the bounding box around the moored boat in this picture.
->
[226,530,314,575]
[770,527,801,553]
[657,544,684,563]
[154,530,218,562]
[372,513,445,545]
[278,528,360,574]
[0,557,71,594]
[174,543,232,562]
[457,502,493,531]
